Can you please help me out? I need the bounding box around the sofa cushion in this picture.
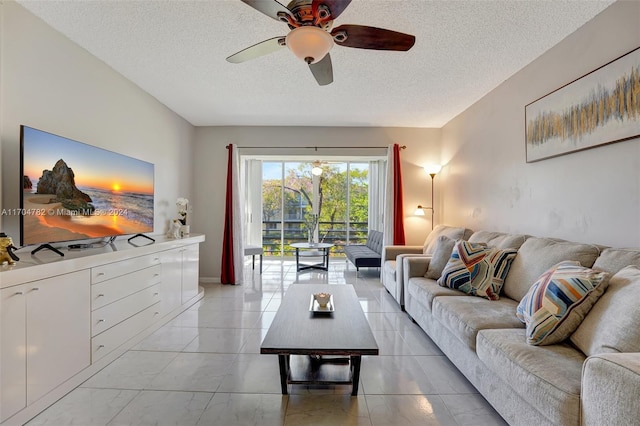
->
[571,265,640,356]
[437,241,518,300]
[425,235,456,279]
[385,255,432,280]
[432,296,523,350]
[516,261,608,346]
[476,328,585,426]
[366,230,384,254]
[502,237,601,302]
[422,225,473,255]
[592,247,640,275]
[407,277,466,313]
[344,230,384,269]
[468,230,528,250]
[344,244,381,268]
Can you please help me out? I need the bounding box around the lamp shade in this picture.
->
[285,26,334,64]
[414,205,426,216]
[424,164,442,176]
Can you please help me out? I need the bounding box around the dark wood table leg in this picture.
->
[295,248,300,272]
[278,354,290,394]
[350,355,362,396]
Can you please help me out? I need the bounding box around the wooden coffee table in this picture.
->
[260,284,378,396]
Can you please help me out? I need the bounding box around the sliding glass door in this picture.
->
[251,159,378,258]
[348,162,370,245]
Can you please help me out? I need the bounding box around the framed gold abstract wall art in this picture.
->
[525,47,640,163]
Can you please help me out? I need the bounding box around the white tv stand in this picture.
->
[0,234,205,425]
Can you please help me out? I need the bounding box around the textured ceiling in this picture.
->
[18,0,615,128]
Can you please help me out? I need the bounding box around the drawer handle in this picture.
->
[154,311,160,315]
[154,292,159,296]
[97,294,105,297]
[15,291,24,295]
[97,345,105,349]
[98,319,105,323]
[31,287,40,291]
[153,258,159,262]
[154,273,160,277]
[97,272,105,276]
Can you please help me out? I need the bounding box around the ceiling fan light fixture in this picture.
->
[311,160,323,176]
[285,26,334,64]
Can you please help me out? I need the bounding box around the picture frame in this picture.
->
[525,46,640,163]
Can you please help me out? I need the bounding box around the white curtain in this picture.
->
[231,145,245,284]
[243,159,263,246]
[382,144,395,248]
[380,146,396,282]
[368,159,386,232]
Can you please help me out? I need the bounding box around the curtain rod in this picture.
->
[226,145,405,150]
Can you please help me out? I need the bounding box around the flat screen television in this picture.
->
[20,125,154,247]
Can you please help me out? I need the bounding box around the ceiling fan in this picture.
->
[226,0,416,86]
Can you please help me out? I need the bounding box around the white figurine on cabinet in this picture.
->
[170,219,182,239]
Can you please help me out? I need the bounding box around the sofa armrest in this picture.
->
[383,245,424,261]
[581,353,640,426]
[404,256,431,278]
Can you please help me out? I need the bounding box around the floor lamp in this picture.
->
[414,165,441,230]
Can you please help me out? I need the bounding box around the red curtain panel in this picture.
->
[393,143,406,245]
[220,143,235,284]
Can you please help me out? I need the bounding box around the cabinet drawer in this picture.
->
[92,284,161,337]
[91,264,161,310]
[92,254,161,284]
[91,303,161,363]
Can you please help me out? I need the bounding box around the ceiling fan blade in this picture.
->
[309,53,333,86]
[331,25,416,51]
[226,37,286,63]
[312,0,352,20]
[240,0,292,22]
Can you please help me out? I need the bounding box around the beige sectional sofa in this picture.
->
[401,231,640,426]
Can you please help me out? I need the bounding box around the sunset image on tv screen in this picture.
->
[20,126,154,245]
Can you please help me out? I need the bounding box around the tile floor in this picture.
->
[27,258,508,426]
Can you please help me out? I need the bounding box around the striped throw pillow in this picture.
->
[516,261,608,346]
[437,241,518,300]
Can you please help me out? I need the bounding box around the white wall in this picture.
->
[193,126,441,280]
[0,1,195,241]
[440,0,640,247]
